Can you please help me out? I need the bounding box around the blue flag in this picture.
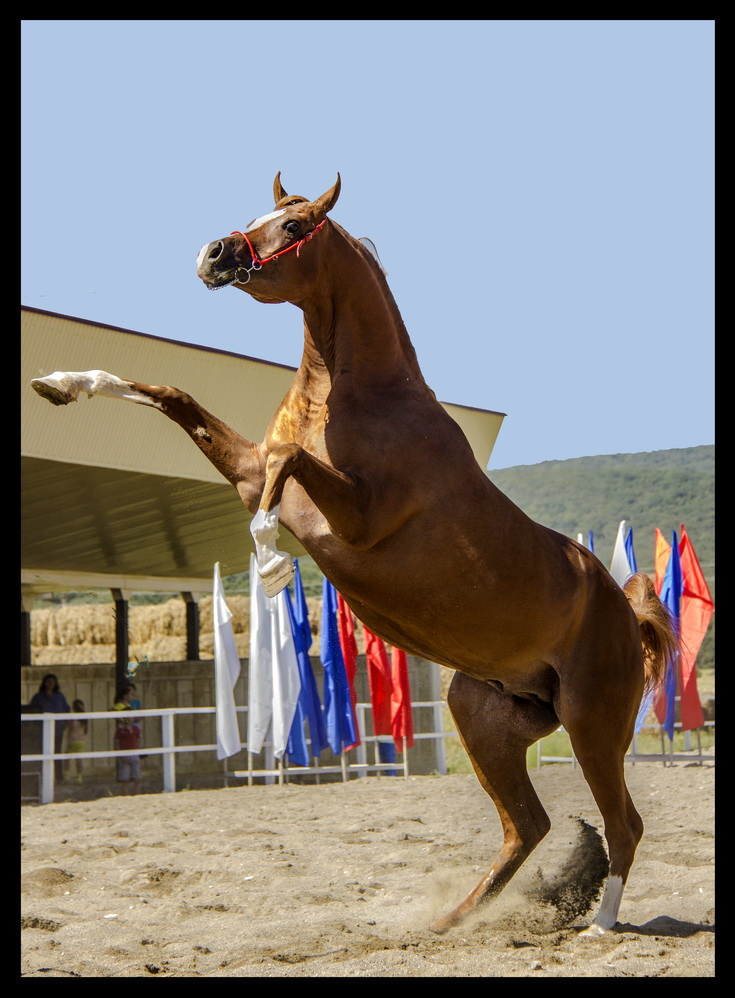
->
[321,577,358,755]
[634,531,681,736]
[624,526,638,575]
[285,561,329,766]
[588,530,595,554]
[658,531,682,741]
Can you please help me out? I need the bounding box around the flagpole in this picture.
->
[356,704,367,778]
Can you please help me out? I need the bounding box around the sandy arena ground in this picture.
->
[21,764,714,977]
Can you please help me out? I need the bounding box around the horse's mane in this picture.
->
[357,237,388,275]
[329,221,425,381]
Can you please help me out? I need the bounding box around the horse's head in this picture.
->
[197,174,341,302]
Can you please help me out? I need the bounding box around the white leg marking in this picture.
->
[580,874,624,937]
[250,505,294,597]
[31,370,162,409]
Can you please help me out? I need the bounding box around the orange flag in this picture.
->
[653,528,671,596]
[677,526,713,731]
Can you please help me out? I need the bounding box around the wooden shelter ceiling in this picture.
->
[21,308,504,599]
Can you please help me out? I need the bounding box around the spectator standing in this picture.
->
[30,673,70,781]
[113,686,142,795]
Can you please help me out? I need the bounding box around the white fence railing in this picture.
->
[535,721,715,768]
[21,702,714,805]
[21,701,449,805]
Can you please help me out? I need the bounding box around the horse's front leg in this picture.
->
[30,369,266,509]
[251,442,372,595]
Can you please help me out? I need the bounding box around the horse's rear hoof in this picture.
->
[579,923,608,938]
[31,376,77,406]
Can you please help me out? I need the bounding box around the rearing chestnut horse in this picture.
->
[31,174,677,936]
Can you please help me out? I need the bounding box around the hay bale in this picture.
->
[129,635,187,662]
[30,607,52,647]
[50,604,116,646]
[129,600,185,643]
[31,644,116,666]
[29,594,368,664]
[198,594,250,635]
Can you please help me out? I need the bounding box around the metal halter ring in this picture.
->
[235,260,262,284]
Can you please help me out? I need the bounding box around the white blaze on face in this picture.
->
[197,210,287,269]
[245,209,286,232]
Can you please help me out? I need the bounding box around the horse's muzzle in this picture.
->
[196,237,247,289]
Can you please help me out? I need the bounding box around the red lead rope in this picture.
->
[231,218,327,268]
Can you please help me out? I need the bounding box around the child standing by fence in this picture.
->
[65,699,88,783]
[113,687,142,795]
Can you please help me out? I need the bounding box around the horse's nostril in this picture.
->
[197,240,224,272]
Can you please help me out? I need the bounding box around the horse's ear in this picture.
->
[311,174,341,219]
[273,172,288,204]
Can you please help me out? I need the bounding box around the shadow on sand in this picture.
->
[616,915,715,938]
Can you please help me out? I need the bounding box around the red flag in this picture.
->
[336,593,361,747]
[390,646,414,750]
[677,526,713,731]
[363,625,393,737]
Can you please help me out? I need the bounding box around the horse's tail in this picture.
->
[623,572,679,691]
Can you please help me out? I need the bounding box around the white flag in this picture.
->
[609,520,634,587]
[248,554,301,759]
[213,562,242,760]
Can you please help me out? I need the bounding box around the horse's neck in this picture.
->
[301,225,425,394]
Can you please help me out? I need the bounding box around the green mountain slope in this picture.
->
[487,445,715,675]
[486,445,714,575]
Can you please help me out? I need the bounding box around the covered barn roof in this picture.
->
[21,307,505,600]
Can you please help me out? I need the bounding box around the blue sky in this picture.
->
[21,20,714,470]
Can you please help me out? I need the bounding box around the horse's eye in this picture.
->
[283,220,300,235]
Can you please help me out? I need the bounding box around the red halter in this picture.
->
[230,218,327,280]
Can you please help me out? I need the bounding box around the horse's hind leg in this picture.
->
[431,672,559,933]
[559,672,644,935]
[30,369,266,508]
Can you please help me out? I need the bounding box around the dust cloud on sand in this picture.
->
[21,765,714,977]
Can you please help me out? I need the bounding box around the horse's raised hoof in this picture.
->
[250,506,295,597]
[260,558,295,598]
[30,374,79,406]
